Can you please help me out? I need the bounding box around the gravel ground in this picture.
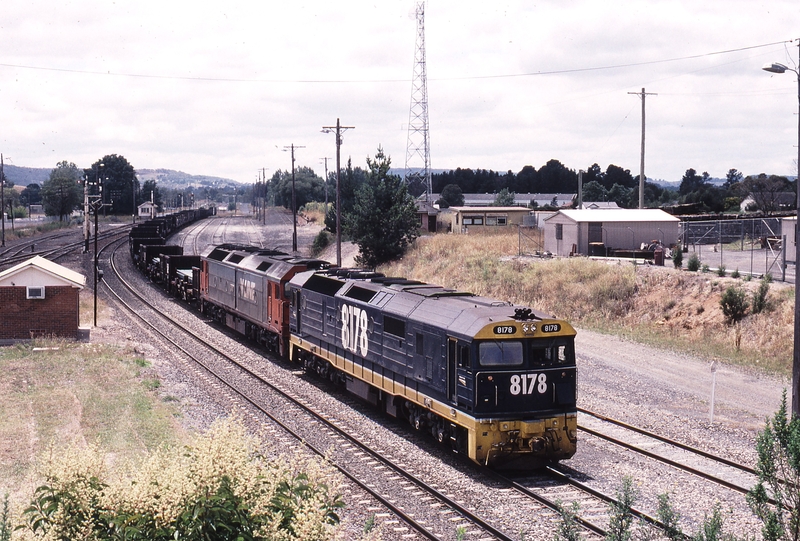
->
[19,214,786,539]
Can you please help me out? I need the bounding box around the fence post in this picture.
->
[783,234,787,282]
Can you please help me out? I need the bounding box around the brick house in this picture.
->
[0,256,86,342]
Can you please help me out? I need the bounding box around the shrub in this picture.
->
[731,268,740,279]
[311,230,332,257]
[716,265,726,277]
[687,253,700,272]
[701,264,710,273]
[720,285,749,324]
[18,417,344,540]
[672,245,683,269]
[752,277,770,314]
[748,391,800,541]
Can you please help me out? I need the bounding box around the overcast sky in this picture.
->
[1,1,798,185]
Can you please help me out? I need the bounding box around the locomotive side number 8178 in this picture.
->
[510,373,548,395]
[341,304,369,356]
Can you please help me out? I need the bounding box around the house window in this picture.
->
[26,286,45,299]
[497,216,507,225]
[556,223,563,240]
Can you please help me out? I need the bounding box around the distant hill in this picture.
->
[0,164,239,190]
[1,164,51,186]
[136,169,238,190]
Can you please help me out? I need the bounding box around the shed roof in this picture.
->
[548,208,679,223]
[0,256,86,289]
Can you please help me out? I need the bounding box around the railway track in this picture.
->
[104,236,526,541]
[94,212,769,539]
[576,407,761,499]
[0,225,131,271]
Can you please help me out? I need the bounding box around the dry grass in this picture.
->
[0,340,188,505]
[381,231,794,375]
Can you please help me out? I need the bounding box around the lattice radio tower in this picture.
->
[404,1,432,202]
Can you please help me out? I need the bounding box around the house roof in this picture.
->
[579,201,620,209]
[548,208,680,223]
[448,206,533,213]
[0,256,86,289]
[427,192,575,207]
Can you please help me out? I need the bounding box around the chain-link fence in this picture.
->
[680,217,790,282]
[517,217,795,283]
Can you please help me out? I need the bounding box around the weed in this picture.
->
[731,268,740,278]
[134,357,150,367]
[142,378,161,391]
[716,265,726,277]
[456,525,467,540]
[363,513,376,533]
[701,264,710,273]
[687,252,700,272]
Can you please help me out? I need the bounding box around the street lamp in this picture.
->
[763,40,800,415]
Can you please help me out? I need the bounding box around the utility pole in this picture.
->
[283,144,305,253]
[1,153,5,247]
[628,88,657,208]
[322,119,354,267]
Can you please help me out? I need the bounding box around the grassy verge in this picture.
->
[0,339,187,504]
[381,231,793,375]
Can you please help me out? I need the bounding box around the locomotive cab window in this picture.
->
[478,341,523,367]
[529,338,575,366]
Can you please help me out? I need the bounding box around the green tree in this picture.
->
[494,188,516,206]
[679,168,706,196]
[439,183,464,207]
[748,391,800,541]
[723,168,743,190]
[344,147,419,269]
[735,174,793,214]
[270,166,325,211]
[20,183,42,208]
[41,161,83,221]
[84,155,138,216]
[140,180,163,212]
[581,180,607,203]
[325,158,366,234]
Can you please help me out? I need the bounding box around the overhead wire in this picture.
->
[0,40,793,84]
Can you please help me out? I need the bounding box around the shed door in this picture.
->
[588,222,603,243]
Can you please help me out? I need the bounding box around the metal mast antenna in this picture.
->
[404,0,432,202]
[628,87,657,208]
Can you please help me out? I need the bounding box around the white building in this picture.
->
[544,209,680,257]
